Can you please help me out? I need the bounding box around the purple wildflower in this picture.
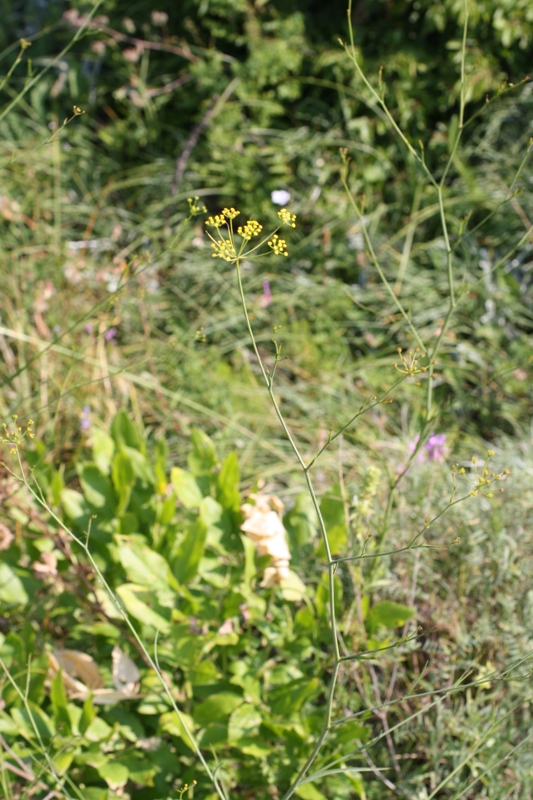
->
[85,323,94,334]
[424,433,447,462]
[80,406,91,432]
[260,279,272,308]
[408,433,447,463]
[104,327,117,341]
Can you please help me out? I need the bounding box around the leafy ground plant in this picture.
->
[2,1,533,799]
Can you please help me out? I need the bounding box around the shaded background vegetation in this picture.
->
[1,1,533,799]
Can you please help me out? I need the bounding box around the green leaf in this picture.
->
[172,520,208,584]
[111,450,134,513]
[171,467,204,509]
[79,463,116,515]
[116,584,171,633]
[111,411,142,451]
[53,748,76,776]
[280,570,307,602]
[269,678,320,716]
[295,784,327,800]
[216,451,240,511]
[316,486,347,557]
[0,563,28,606]
[97,761,129,789]
[84,716,113,743]
[159,710,196,750]
[188,428,218,476]
[117,542,178,596]
[50,671,71,736]
[194,692,243,726]
[365,601,415,635]
[79,696,96,735]
[154,439,168,493]
[227,703,262,744]
[60,488,91,522]
[168,624,206,669]
[237,737,273,758]
[284,492,318,550]
[92,429,115,475]
[188,661,221,685]
[122,446,154,484]
[198,722,228,750]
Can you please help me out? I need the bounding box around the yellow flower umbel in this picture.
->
[1,416,35,454]
[237,220,263,240]
[278,208,297,227]
[204,204,296,263]
[268,234,288,256]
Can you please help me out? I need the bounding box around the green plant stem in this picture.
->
[235,260,343,798]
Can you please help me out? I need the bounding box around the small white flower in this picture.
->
[271,190,291,206]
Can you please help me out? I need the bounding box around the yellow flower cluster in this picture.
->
[206,214,226,228]
[268,234,288,256]
[278,208,297,227]
[221,207,240,220]
[238,220,263,240]
[210,239,237,261]
[1,416,35,454]
[204,205,296,261]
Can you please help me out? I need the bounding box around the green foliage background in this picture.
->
[1,1,533,799]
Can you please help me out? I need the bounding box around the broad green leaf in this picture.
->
[122,446,154,484]
[228,703,262,743]
[106,708,146,742]
[116,584,171,633]
[194,692,243,726]
[280,569,307,602]
[295,783,327,800]
[188,428,218,476]
[284,492,318,549]
[116,754,157,787]
[198,722,228,749]
[237,737,273,758]
[159,710,196,750]
[269,678,320,716]
[60,488,91,522]
[92,428,115,475]
[11,703,54,744]
[188,661,221,685]
[365,601,415,635]
[171,467,204,509]
[117,542,179,595]
[0,563,28,606]
[53,748,76,776]
[111,411,141,451]
[97,760,129,789]
[79,463,116,515]
[172,520,208,584]
[168,624,207,669]
[84,716,113,743]
[216,451,240,510]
